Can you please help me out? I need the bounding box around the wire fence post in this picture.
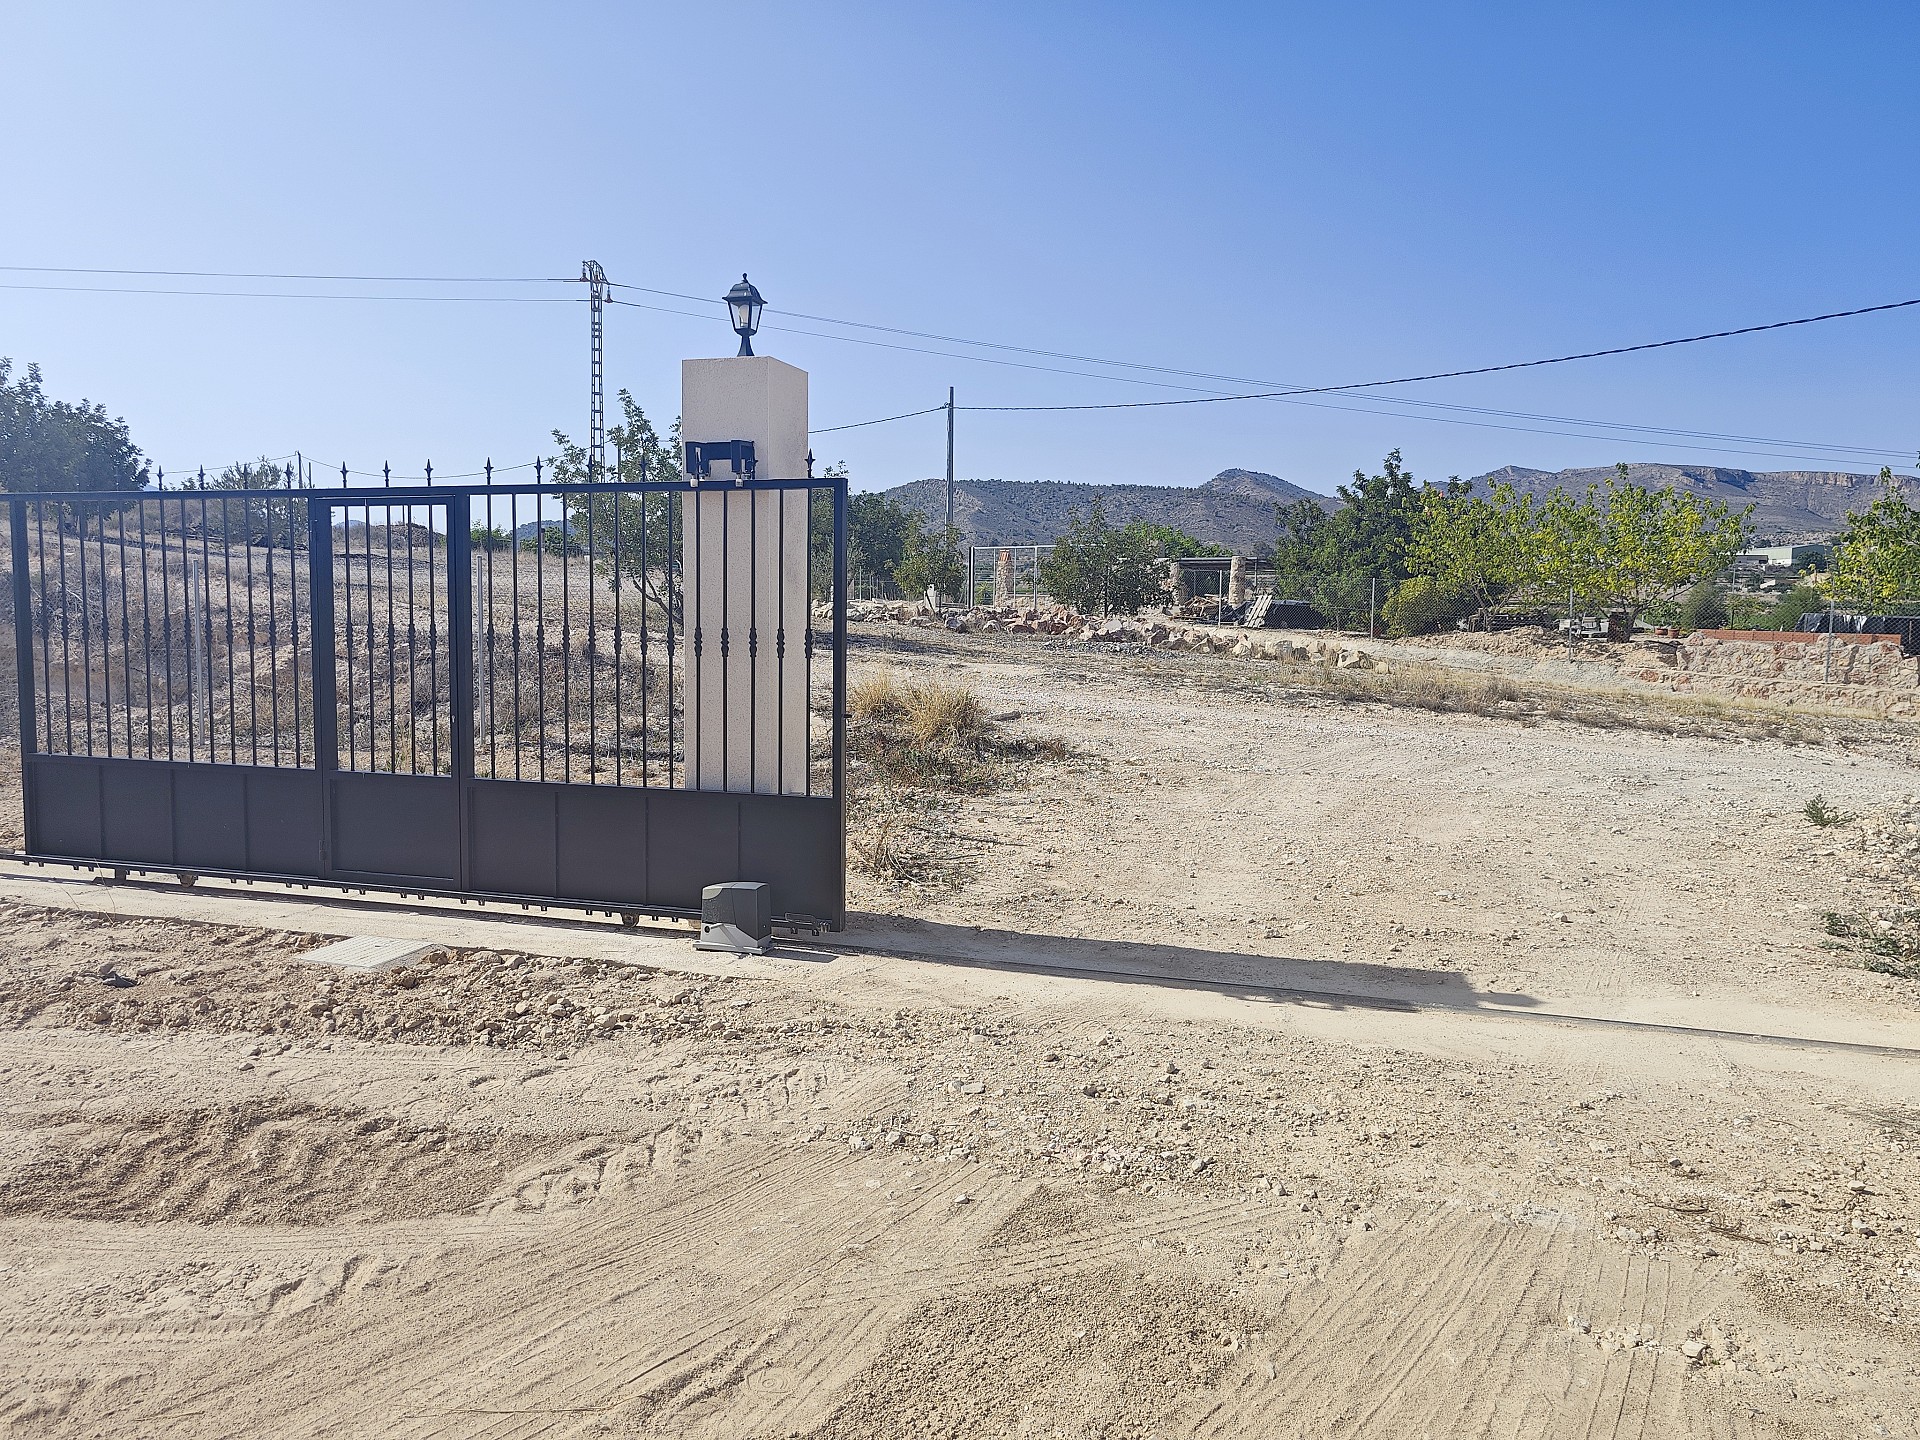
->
[1825,596,1835,683]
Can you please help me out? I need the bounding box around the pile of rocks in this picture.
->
[835,599,1384,670]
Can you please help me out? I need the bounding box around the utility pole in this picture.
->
[944,386,956,539]
[581,260,609,479]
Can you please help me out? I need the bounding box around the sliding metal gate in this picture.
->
[5,476,847,927]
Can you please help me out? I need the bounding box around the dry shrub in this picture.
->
[847,667,1065,884]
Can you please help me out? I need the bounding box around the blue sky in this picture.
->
[2,1,1915,496]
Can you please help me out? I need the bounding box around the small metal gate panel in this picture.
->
[6,475,847,925]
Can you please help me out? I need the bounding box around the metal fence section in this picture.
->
[965,543,1053,605]
[13,491,318,768]
[6,475,847,926]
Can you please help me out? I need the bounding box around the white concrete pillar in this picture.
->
[681,356,810,795]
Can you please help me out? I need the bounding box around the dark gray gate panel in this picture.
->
[24,757,327,878]
[169,766,247,870]
[466,780,560,899]
[643,789,740,909]
[553,785,649,905]
[101,764,175,864]
[240,770,325,877]
[739,795,842,922]
[330,774,459,883]
[26,759,101,859]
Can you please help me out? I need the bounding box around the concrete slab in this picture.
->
[300,936,440,972]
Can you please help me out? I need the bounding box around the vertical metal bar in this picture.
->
[612,488,623,786]
[48,503,70,756]
[117,507,134,757]
[689,491,701,789]
[802,485,812,797]
[719,495,729,792]
[92,504,113,757]
[585,491,597,780]
[748,489,758,792]
[484,493,498,780]
[428,502,442,774]
[242,496,259,764]
[637,488,649,787]
[535,492,546,781]
[560,492,572,783]
[777,487,786,796]
[9,501,37,851]
[289,497,303,767]
[341,504,358,771]
[197,495,215,758]
[404,499,420,772]
[307,500,337,874]
[155,498,175,760]
[136,498,154,759]
[666,488,678,788]
[220,498,240,764]
[74,505,93,755]
[447,493,474,890]
[831,474,848,928]
[380,502,394,771]
[264,496,279,765]
[511,494,524,782]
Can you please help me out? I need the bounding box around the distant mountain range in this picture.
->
[881,469,1335,548]
[880,463,1907,548]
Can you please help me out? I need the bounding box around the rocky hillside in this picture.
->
[881,469,1336,547]
[1471,464,1909,540]
[880,462,1904,549]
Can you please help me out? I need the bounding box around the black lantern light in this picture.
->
[724,273,765,356]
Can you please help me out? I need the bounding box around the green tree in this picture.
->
[1135,523,1227,560]
[1826,469,1920,610]
[893,515,966,600]
[1381,575,1476,637]
[548,389,683,624]
[1676,579,1729,631]
[1530,465,1751,630]
[0,358,149,494]
[1406,480,1539,617]
[847,489,918,598]
[1038,505,1164,616]
[192,455,303,546]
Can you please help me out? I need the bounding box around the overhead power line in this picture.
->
[955,298,1920,411]
[0,265,572,284]
[9,261,1914,467]
[0,282,577,304]
[809,404,949,434]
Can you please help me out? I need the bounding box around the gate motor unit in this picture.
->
[696,882,774,955]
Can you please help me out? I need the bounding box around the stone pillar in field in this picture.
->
[680,356,810,795]
[1170,560,1191,607]
[1228,554,1248,608]
[995,548,1015,605]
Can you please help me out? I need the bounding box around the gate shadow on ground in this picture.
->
[840,914,1540,1014]
[837,914,1920,1059]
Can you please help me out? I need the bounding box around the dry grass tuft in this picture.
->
[847,668,1066,884]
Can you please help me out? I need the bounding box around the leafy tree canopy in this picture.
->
[893,515,966,600]
[1039,504,1165,616]
[0,358,149,493]
[1826,468,1920,610]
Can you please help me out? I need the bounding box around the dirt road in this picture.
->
[2,627,1917,1437]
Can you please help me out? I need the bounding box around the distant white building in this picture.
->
[1737,542,1827,571]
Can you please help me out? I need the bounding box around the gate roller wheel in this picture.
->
[176,872,199,888]
[620,912,640,929]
